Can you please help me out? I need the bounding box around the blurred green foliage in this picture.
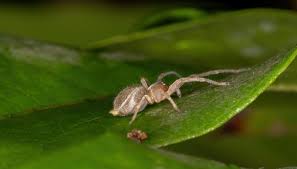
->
[0,5,165,46]
[89,9,297,92]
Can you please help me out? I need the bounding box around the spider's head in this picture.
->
[148,81,169,103]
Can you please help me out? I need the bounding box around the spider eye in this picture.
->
[161,83,169,91]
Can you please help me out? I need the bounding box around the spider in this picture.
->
[110,69,247,124]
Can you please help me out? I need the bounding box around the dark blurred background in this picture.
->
[1,0,297,9]
[0,0,296,47]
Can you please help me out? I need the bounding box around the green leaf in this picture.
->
[14,132,234,169]
[87,9,297,92]
[119,47,297,147]
[135,8,207,30]
[166,92,297,168]
[0,88,237,169]
[0,35,165,118]
[0,33,295,148]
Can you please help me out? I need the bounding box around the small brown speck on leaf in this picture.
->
[127,129,148,143]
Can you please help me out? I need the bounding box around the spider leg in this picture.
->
[193,68,249,77]
[140,77,150,89]
[157,71,182,81]
[166,96,181,112]
[167,76,228,96]
[157,71,182,97]
[129,95,151,124]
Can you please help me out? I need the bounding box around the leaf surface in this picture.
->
[15,133,233,169]
[0,34,295,152]
[0,36,243,169]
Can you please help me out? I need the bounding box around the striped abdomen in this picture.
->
[112,85,148,116]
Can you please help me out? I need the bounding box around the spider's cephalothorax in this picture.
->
[110,69,247,124]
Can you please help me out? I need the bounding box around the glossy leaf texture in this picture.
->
[0,91,238,169]
[0,35,169,118]
[0,35,241,169]
[13,132,234,169]
[0,32,296,142]
[87,9,297,92]
[120,47,297,147]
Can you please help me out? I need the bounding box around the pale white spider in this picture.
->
[110,69,246,124]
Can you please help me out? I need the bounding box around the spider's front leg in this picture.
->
[166,76,228,96]
[166,96,181,112]
[140,77,150,89]
[157,71,182,98]
[157,71,182,81]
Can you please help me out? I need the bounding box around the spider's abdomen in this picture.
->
[111,85,148,116]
